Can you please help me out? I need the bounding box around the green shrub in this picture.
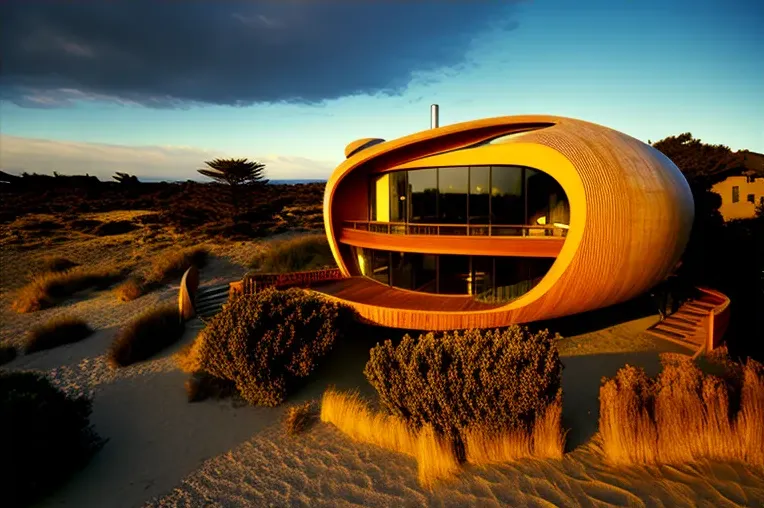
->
[193,288,353,406]
[364,327,563,443]
[107,304,185,367]
[146,246,209,284]
[0,371,102,508]
[24,316,94,354]
[249,234,335,273]
[0,344,17,366]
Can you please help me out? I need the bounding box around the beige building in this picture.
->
[711,151,764,221]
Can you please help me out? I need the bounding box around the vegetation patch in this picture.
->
[0,371,102,508]
[12,265,129,313]
[24,317,94,354]
[90,220,139,236]
[0,344,17,366]
[189,288,353,406]
[39,256,80,273]
[284,401,316,436]
[323,327,566,487]
[107,304,185,368]
[599,348,764,466]
[249,234,335,273]
[146,245,209,285]
[113,277,145,302]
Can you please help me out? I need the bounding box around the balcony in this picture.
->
[344,220,569,237]
[339,220,567,258]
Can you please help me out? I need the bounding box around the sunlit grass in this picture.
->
[599,349,764,466]
[321,388,565,489]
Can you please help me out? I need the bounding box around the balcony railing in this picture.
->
[344,220,568,237]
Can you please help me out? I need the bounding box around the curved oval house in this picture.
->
[316,111,695,330]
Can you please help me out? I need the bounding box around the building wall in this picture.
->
[712,175,764,221]
[323,115,695,329]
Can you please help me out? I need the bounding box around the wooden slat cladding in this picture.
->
[323,115,695,330]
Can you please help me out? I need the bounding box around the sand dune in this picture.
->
[146,419,764,508]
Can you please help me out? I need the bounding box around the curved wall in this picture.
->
[323,115,694,329]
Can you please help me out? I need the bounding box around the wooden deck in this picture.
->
[310,276,501,312]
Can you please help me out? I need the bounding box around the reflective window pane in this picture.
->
[390,171,407,223]
[469,166,490,225]
[412,253,437,293]
[471,255,494,297]
[491,166,525,226]
[372,174,390,222]
[438,166,468,224]
[439,255,470,294]
[372,250,390,285]
[408,168,438,223]
[390,252,413,290]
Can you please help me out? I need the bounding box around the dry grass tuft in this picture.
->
[146,246,209,284]
[599,349,764,467]
[321,388,563,489]
[24,316,94,354]
[12,265,129,313]
[107,304,184,368]
[249,234,335,273]
[283,401,316,436]
[113,277,145,302]
[0,344,17,366]
[464,392,565,464]
[39,256,80,273]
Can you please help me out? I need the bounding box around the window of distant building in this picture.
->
[747,175,756,183]
[732,186,740,203]
[748,194,755,203]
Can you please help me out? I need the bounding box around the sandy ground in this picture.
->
[2,214,763,507]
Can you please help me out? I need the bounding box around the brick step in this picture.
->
[686,302,715,312]
[196,285,230,299]
[669,313,702,325]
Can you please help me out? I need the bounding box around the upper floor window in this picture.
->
[748,194,756,203]
[732,186,740,203]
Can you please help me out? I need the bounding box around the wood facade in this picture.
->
[321,115,695,330]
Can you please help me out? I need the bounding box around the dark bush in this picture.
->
[107,304,185,367]
[90,220,138,236]
[194,288,353,406]
[24,317,94,354]
[0,371,102,508]
[364,327,563,442]
[0,344,17,366]
[249,234,335,273]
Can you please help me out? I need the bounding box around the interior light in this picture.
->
[536,216,547,225]
[553,223,570,229]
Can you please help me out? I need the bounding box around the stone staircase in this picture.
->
[193,283,230,321]
[645,294,721,350]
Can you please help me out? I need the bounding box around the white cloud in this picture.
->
[0,135,336,181]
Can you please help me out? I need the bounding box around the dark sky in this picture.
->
[0,1,519,108]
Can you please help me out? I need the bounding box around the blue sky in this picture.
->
[0,0,761,181]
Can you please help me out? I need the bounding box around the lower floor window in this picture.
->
[352,247,554,301]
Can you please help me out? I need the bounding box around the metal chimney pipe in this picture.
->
[431,104,439,129]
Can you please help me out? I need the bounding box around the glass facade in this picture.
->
[353,247,553,301]
[368,165,570,234]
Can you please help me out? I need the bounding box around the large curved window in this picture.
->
[353,247,552,301]
[366,165,570,236]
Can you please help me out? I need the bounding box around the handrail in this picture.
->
[229,268,345,298]
[696,287,731,353]
[343,220,568,237]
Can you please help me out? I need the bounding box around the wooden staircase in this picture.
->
[645,290,728,354]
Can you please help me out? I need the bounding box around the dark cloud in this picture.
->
[0,1,519,108]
